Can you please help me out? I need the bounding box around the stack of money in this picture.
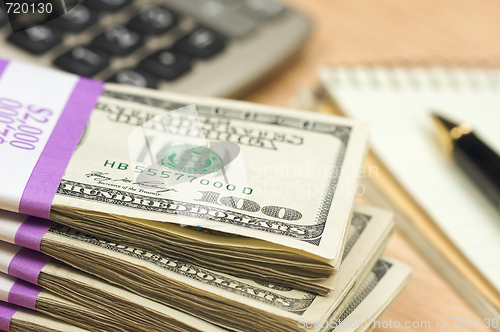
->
[45,83,372,295]
[0,203,402,331]
[0,241,226,332]
[0,59,412,331]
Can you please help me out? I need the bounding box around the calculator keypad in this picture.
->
[128,6,178,35]
[7,25,63,54]
[1,0,292,90]
[139,49,193,80]
[92,25,144,56]
[54,46,110,76]
[48,4,99,32]
[175,27,226,58]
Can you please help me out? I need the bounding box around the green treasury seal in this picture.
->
[158,144,223,174]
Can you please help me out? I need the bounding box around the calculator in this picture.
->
[0,0,311,98]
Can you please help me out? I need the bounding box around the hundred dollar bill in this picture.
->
[0,204,392,332]
[0,62,368,290]
[0,242,226,332]
[48,84,368,290]
[0,299,89,332]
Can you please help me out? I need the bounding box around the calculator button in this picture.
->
[107,68,158,88]
[174,28,226,59]
[53,46,109,77]
[0,8,8,27]
[7,25,63,54]
[92,25,144,56]
[139,50,192,80]
[240,0,285,20]
[209,9,257,38]
[49,4,99,32]
[85,0,132,12]
[128,6,178,35]
[180,0,257,38]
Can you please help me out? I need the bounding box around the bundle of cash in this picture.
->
[0,204,392,332]
[50,85,369,293]
[0,60,369,293]
[0,59,412,331]
[0,300,89,332]
[0,242,225,332]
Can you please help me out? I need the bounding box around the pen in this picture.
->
[432,113,500,210]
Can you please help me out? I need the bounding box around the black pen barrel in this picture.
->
[453,132,500,208]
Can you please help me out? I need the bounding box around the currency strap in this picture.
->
[0,59,104,219]
[0,240,51,285]
[0,301,18,331]
[0,272,42,310]
[0,210,53,254]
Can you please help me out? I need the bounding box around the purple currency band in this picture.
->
[8,279,41,310]
[0,59,8,77]
[8,248,51,285]
[14,217,53,252]
[0,301,17,332]
[16,70,104,219]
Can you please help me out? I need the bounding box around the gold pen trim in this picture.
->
[431,112,472,157]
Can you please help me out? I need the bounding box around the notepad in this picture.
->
[320,66,500,292]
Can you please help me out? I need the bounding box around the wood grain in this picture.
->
[246,0,500,107]
[243,1,500,330]
[379,229,488,331]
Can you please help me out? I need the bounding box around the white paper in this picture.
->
[321,66,500,291]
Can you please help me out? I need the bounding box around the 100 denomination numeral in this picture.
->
[196,190,302,221]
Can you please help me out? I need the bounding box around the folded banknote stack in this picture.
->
[0,59,412,331]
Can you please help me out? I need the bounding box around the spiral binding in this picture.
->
[323,66,500,92]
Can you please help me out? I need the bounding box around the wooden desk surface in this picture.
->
[245,1,500,331]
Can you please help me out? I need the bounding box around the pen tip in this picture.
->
[431,112,458,132]
[431,112,460,155]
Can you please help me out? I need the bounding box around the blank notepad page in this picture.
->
[321,66,500,291]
